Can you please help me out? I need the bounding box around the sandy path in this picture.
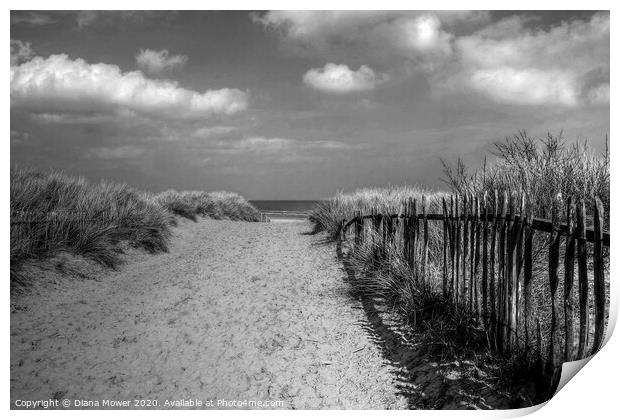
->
[11,219,408,409]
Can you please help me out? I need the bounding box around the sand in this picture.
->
[11,218,531,410]
[11,219,409,409]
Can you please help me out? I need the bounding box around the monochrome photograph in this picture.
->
[9,7,611,411]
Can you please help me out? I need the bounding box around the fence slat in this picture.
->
[469,195,476,313]
[449,196,456,299]
[510,195,524,350]
[592,197,606,353]
[481,192,489,326]
[548,200,561,368]
[576,200,589,359]
[564,198,576,361]
[442,198,449,298]
[489,190,499,346]
[455,195,461,306]
[462,194,469,306]
[412,199,418,279]
[422,195,429,284]
[524,203,534,356]
[504,193,515,352]
[474,196,482,318]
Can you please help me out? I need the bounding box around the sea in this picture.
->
[250,200,322,221]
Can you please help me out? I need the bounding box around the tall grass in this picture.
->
[311,185,447,312]
[310,186,447,238]
[311,132,610,399]
[442,132,610,226]
[10,167,262,289]
[154,190,262,222]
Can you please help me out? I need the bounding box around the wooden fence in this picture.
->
[338,192,609,372]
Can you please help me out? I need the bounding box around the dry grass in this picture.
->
[154,190,262,222]
[441,131,609,226]
[10,167,261,290]
[311,132,610,403]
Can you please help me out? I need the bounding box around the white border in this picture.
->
[4,2,616,419]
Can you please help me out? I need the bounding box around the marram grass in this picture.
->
[10,167,261,288]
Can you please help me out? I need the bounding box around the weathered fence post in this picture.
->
[576,200,589,359]
[564,197,576,361]
[442,197,449,299]
[548,198,561,368]
[455,194,461,307]
[523,201,534,357]
[481,192,489,327]
[469,194,476,313]
[462,194,469,307]
[489,190,499,347]
[474,195,481,318]
[497,191,508,352]
[449,196,456,301]
[422,195,429,284]
[592,197,606,353]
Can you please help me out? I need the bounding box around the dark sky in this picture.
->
[10,10,609,199]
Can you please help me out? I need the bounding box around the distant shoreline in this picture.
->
[250,200,322,220]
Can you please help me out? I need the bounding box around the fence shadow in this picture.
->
[336,240,427,407]
[335,240,539,409]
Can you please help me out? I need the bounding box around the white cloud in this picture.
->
[85,145,145,159]
[256,11,609,108]
[303,63,387,93]
[75,11,163,28]
[467,68,579,106]
[192,126,237,139]
[136,49,188,74]
[10,39,35,66]
[11,12,55,26]
[10,54,249,119]
[76,11,98,28]
[253,11,484,67]
[436,12,610,107]
[10,130,31,143]
[217,136,357,153]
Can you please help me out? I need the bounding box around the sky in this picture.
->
[10,10,610,199]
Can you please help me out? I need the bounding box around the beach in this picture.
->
[10,218,408,409]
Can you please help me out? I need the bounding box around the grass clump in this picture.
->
[309,185,447,238]
[11,167,262,290]
[442,131,609,225]
[10,168,172,285]
[154,190,262,222]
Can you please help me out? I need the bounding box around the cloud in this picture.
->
[10,54,249,119]
[85,145,145,159]
[256,11,608,108]
[435,12,610,107]
[10,40,35,66]
[10,130,31,143]
[303,63,387,93]
[252,11,485,68]
[75,11,168,28]
[136,49,188,74]
[11,12,55,26]
[192,126,238,139]
[76,11,98,28]
[217,136,357,154]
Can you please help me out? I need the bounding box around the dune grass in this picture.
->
[10,167,262,290]
[311,132,610,401]
[311,132,609,318]
[154,190,262,222]
[442,131,610,226]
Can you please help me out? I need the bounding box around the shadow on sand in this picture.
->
[330,239,535,410]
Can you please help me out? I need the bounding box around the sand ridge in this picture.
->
[11,218,409,409]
